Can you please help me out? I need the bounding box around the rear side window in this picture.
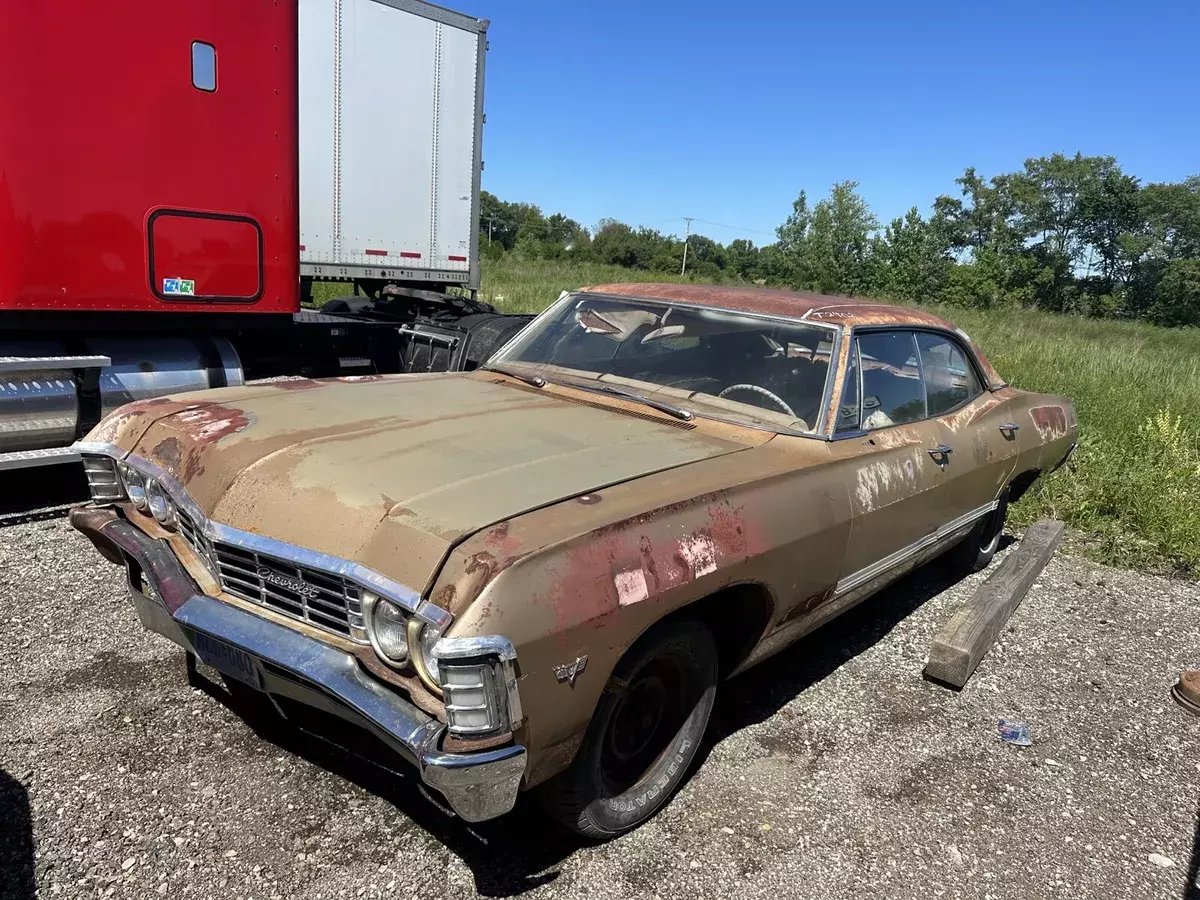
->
[916,333,982,416]
[856,332,925,430]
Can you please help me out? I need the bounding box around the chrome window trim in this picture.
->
[829,325,990,440]
[74,443,452,632]
[833,337,864,436]
[832,500,998,597]
[492,291,843,441]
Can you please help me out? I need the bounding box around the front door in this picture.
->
[827,330,950,597]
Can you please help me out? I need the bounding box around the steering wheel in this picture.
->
[717,384,797,417]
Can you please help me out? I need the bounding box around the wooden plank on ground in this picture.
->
[925,518,1065,689]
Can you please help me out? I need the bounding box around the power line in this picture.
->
[689,218,777,237]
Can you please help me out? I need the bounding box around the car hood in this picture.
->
[110,374,751,594]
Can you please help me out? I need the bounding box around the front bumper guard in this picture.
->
[71,507,526,823]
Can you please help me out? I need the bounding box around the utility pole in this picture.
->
[680,217,693,277]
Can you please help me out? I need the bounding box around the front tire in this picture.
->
[546,620,718,839]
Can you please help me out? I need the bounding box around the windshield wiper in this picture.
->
[483,364,546,389]
[585,384,694,421]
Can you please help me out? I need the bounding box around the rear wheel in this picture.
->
[947,490,1009,574]
[546,620,717,839]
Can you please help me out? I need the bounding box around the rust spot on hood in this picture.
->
[149,436,184,474]
[88,397,187,444]
[272,379,325,391]
[169,403,251,444]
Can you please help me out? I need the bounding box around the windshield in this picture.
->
[490,294,837,434]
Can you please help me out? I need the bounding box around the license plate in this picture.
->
[192,631,266,692]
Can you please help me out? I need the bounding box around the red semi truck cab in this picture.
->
[0,0,299,314]
[0,0,518,473]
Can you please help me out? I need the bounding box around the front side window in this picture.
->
[916,332,983,416]
[491,294,836,434]
[855,331,925,431]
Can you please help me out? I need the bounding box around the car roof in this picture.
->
[576,282,1006,389]
[577,283,959,331]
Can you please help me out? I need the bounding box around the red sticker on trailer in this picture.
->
[364,249,387,256]
[449,255,467,262]
[400,251,421,259]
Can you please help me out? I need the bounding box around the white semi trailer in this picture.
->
[298,0,487,296]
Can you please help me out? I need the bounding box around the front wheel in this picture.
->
[545,620,717,839]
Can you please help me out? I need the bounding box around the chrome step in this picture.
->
[0,355,111,375]
[337,356,373,369]
[0,446,81,472]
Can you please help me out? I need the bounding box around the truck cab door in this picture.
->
[0,0,298,311]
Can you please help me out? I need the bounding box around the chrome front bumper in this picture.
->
[70,508,526,823]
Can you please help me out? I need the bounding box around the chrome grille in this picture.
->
[210,542,366,641]
[81,455,123,501]
[177,507,209,562]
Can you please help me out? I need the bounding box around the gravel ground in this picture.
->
[2,493,1199,900]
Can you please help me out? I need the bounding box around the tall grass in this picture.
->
[483,261,1200,574]
[929,305,1200,573]
[316,259,1200,573]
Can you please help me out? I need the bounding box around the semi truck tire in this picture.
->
[319,296,375,316]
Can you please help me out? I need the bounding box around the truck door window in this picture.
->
[192,42,216,92]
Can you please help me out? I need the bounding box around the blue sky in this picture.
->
[476,0,1198,244]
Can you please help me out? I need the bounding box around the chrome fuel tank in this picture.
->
[0,337,243,459]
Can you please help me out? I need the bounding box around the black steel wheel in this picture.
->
[546,620,717,839]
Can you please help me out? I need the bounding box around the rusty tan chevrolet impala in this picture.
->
[70,284,1077,837]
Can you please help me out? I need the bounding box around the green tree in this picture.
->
[874,207,951,303]
[1147,258,1200,326]
[776,182,879,295]
[726,238,761,281]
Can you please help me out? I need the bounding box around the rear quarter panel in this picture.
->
[1004,390,1079,477]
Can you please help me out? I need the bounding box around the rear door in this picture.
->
[916,331,1020,520]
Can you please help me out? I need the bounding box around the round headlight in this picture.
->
[365,592,409,664]
[408,618,442,693]
[145,478,178,530]
[119,462,147,510]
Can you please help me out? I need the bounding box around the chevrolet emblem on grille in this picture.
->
[257,565,321,598]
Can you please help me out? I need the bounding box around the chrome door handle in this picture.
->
[999,423,1021,434]
[928,445,953,462]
